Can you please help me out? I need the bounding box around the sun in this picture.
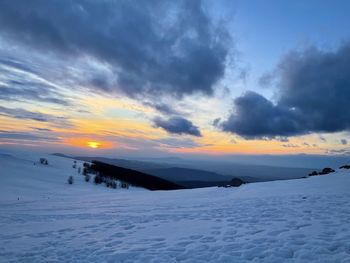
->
[87,141,101,149]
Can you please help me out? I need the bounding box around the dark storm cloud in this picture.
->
[0,0,230,99]
[0,106,71,127]
[154,116,202,137]
[217,91,304,139]
[217,43,350,139]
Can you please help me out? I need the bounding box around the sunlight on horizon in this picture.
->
[87,141,101,149]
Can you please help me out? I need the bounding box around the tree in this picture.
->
[68,176,74,184]
[309,171,318,176]
[230,178,244,187]
[40,158,48,165]
[85,174,91,182]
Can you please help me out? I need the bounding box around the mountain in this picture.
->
[143,167,231,182]
[139,157,315,181]
[72,154,314,182]
[142,167,245,187]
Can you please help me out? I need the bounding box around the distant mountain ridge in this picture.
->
[52,153,314,184]
[143,167,231,182]
[73,156,247,184]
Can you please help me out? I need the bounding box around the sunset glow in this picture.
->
[0,0,349,159]
[87,141,100,149]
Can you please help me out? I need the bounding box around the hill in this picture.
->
[70,154,314,182]
[143,167,231,182]
[2,150,350,262]
[90,161,185,190]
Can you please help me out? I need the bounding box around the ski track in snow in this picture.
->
[1,151,350,262]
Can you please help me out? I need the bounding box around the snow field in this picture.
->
[1,151,350,262]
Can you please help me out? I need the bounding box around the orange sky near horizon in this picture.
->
[0,89,343,157]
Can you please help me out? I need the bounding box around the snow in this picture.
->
[1,150,350,262]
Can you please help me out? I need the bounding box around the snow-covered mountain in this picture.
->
[1,151,350,262]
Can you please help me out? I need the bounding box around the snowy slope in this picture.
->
[1,151,350,262]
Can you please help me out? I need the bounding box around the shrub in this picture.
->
[309,171,318,176]
[230,178,244,187]
[40,158,48,165]
[319,167,335,175]
[68,176,74,184]
[311,168,335,176]
[121,182,129,189]
[110,181,117,189]
[85,174,91,182]
[105,178,111,187]
[105,179,117,189]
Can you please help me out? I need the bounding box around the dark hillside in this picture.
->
[90,161,186,191]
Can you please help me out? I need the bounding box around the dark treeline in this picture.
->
[90,161,186,191]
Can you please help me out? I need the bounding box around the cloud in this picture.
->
[155,137,206,148]
[143,102,180,115]
[0,0,230,100]
[216,91,303,139]
[0,106,71,127]
[31,127,53,132]
[281,143,299,148]
[326,148,350,155]
[0,130,61,142]
[218,43,350,139]
[0,58,70,105]
[341,139,348,145]
[153,116,202,137]
[319,136,327,142]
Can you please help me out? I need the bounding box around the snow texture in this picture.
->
[1,151,350,262]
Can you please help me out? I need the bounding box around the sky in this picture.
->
[1,0,350,159]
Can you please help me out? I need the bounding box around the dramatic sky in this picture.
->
[1,0,350,157]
